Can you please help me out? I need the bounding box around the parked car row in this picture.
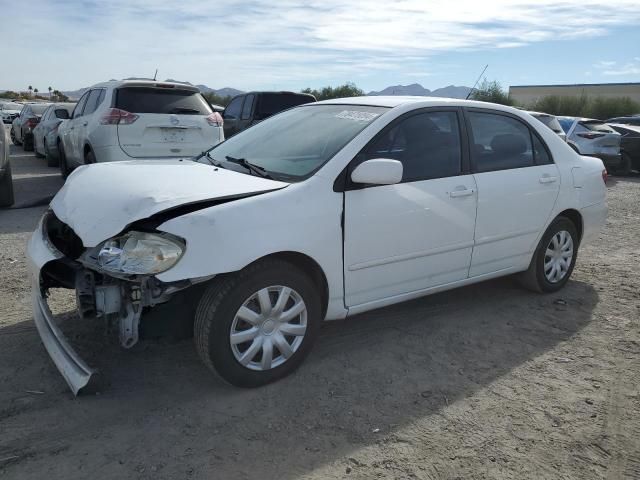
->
[1,101,23,124]
[525,110,640,175]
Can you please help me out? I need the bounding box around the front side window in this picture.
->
[83,90,102,116]
[361,111,462,182]
[468,112,534,172]
[73,92,90,118]
[201,105,388,181]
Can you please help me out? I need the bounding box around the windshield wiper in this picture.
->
[225,156,274,179]
[195,150,226,169]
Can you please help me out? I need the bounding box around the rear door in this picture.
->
[114,86,216,158]
[465,109,560,277]
[65,92,90,165]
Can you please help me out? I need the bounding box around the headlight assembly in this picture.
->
[97,231,185,275]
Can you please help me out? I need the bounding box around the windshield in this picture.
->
[255,93,315,119]
[199,104,389,181]
[31,104,51,114]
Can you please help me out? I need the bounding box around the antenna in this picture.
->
[153,69,158,81]
[466,64,489,100]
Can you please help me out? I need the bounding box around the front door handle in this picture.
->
[450,187,475,198]
[539,175,558,184]
[82,121,88,127]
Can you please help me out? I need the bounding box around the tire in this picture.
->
[34,140,44,158]
[194,258,321,387]
[45,139,58,167]
[23,133,34,152]
[85,149,96,164]
[10,128,20,146]
[0,162,15,208]
[518,216,579,293]
[615,152,632,176]
[58,141,70,179]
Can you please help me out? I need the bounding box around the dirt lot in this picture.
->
[1,137,639,479]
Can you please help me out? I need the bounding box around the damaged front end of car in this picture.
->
[29,210,203,395]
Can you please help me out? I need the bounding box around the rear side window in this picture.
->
[83,90,102,116]
[54,108,70,119]
[115,87,212,115]
[580,121,615,133]
[362,111,462,182]
[558,118,574,133]
[255,94,314,119]
[31,104,50,115]
[241,94,254,120]
[73,92,90,118]
[468,112,534,172]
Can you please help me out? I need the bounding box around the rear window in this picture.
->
[2,103,21,110]
[255,94,315,119]
[115,87,212,115]
[580,121,615,133]
[532,114,563,134]
[31,104,51,114]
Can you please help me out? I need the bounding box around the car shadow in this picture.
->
[0,277,598,479]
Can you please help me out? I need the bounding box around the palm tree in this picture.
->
[48,86,52,99]
[28,85,33,97]
[34,88,39,97]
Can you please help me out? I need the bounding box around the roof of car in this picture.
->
[525,110,554,117]
[314,96,523,112]
[89,79,200,92]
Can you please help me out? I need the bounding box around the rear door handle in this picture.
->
[82,122,88,127]
[450,187,475,198]
[539,175,558,184]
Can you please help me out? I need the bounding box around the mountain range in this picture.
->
[367,83,472,98]
[3,81,472,100]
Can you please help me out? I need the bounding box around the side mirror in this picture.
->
[351,159,403,185]
[56,110,70,120]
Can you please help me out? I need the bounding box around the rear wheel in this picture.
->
[85,149,96,164]
[58,141,70,178]
[615,152,632,176]
[10,127,20,146]
[194,258,321,387]
[45,139,58,167]
[518,217,579,293]
[0,162,15,208]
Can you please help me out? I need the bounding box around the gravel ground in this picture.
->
[0,137,639,480]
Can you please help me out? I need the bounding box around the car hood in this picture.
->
[2,109,20,115]
[51,160,288,246]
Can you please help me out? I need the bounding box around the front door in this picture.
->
[465,109,561,277]
[343,109,478,307]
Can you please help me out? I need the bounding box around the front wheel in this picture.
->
[10,128,20,146]
[518,217,579,293]
[45,139,58,167]
[194,259,321,387]
[58,141,70,178]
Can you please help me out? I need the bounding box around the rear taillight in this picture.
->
[99,108,139,125]
[26,118,39,128]
[602,169,608,184]
[206,112,223,127]
[577,132,605,140]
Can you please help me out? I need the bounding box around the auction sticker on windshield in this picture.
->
[335,110,381,122]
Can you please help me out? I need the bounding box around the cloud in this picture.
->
[2,0,640,89]
[595,58,640,76]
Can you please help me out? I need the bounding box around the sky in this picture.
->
[1,0,639,93]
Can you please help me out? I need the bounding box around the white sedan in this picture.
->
[27,96,607,394]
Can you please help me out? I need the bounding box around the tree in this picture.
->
[28,85,33,97]
[202,92,233,107]
[34,88,39,96]
[52,90,69,102]
[48,86,52,98]
[528,95,640,119]
[469,80,514,106]
[301,82,364,101]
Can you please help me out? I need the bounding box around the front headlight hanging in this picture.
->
[97,231,185,275]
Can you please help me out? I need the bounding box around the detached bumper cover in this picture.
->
[27,219,97,395]
[32,281,97,395]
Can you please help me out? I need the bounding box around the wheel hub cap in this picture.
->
[544,230,574,284]
[230,286,308,371]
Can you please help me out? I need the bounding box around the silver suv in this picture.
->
[558,117,622,173]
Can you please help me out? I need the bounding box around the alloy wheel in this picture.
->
[230,286,307,371]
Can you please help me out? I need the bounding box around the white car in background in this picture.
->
[1,102,22,124]
[33,103,76,167]
[57,80,224,177]
[27,97,607,394]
